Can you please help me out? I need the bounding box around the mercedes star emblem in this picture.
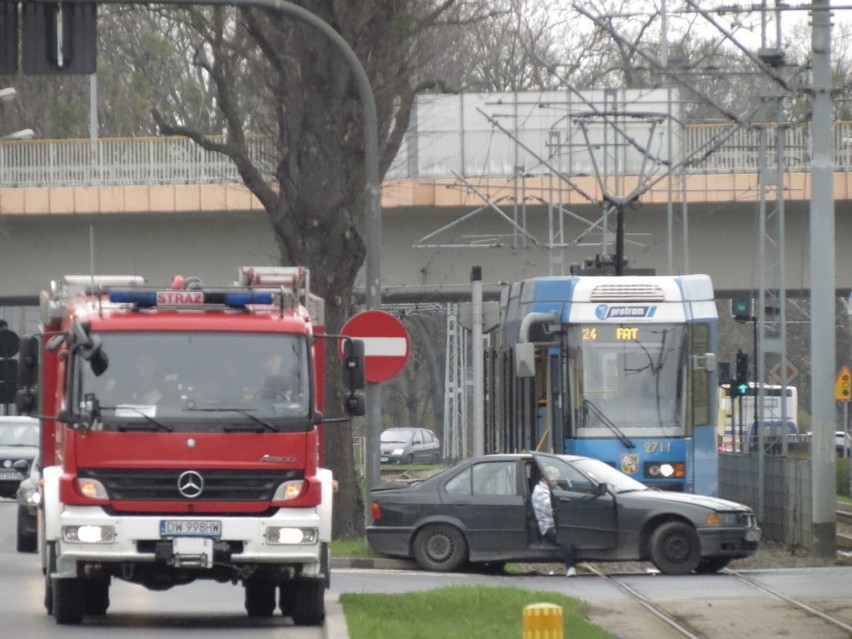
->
[177,470,204,499]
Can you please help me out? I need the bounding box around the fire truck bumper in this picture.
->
[54,506,325,577]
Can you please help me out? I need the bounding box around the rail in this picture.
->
[4,122,852,189]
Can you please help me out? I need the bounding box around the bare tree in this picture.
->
[379,310,447,433]
[146,1,495,540]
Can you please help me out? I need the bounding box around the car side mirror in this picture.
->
[13,458,30,474]
[595,482,609,497]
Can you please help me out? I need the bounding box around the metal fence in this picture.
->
[719,452,812,548]
[3,121,852,189]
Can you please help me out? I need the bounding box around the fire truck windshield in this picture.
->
[73,332,311,431]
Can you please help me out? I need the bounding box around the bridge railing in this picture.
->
[3,122,852,188]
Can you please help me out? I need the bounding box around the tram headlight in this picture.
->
[644,461,685,479]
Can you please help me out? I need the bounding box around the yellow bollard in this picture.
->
[522,602,564,639]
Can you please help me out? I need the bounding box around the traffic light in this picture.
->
[1,0,17,74]
[22,2,97,75]
[734,350,749,397]
[731,295,753,322]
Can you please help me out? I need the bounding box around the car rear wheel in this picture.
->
[16,507,36,553]
[649,521,702,575]
[413,524,467,572]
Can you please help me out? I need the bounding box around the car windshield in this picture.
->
[569,457,649,492]
[0,422,39,446]
[381,430,413,443]
[74,332,312,432]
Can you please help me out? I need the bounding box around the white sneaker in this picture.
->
[566,567,577,577]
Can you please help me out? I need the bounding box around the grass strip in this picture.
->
[341,584,611,639]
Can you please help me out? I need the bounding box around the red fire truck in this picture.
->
[15,266,364,626]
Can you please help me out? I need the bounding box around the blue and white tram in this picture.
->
[486,274,719,495]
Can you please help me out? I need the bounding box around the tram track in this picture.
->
[582,563,705,639]
[582,562,852,639]
[725,568,852,635]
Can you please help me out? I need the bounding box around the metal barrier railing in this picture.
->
[2,122,852,189]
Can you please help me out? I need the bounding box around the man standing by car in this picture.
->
[532,466,577,577]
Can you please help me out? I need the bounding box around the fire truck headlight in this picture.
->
[265,527,318,545]
[62,525,115,544]
[272,480,305,501]
[76,478,109,500]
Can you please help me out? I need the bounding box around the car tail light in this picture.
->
[371,502,381,520]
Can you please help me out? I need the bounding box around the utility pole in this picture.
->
[809,0,837,558]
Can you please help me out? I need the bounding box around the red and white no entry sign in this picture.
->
[340,310,410,383]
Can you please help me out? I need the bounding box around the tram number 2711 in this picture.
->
[644,441,672,453]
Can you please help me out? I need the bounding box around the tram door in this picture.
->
[534,345,568,454]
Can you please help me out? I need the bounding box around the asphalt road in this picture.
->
[329,559,852,638]
[0,499,326,638]
[4,495,852,639]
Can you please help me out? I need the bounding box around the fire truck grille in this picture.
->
[78,468,304,501]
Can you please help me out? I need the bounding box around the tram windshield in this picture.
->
[569,323,686,438]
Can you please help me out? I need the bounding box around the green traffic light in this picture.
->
[737,383,749,395]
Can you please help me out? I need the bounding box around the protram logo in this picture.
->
[595,304,658,320]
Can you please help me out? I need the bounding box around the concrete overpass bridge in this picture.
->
[2,90,852,332]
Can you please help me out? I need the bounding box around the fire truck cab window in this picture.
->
[75,332,311,430]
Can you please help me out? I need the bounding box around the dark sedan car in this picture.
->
[15,451,39,552]
[0,416,39,499]
[367,453,761,575]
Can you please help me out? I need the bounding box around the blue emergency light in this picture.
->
[109,291,157,306]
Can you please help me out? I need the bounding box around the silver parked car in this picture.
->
[0,416,39,499]
[367,452,760,575]
[380,427,441,465]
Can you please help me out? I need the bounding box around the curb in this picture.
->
[331,556,417,570]
[324,557,417,638]
[323,593,349,639]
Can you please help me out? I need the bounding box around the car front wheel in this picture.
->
[413,524,467,572]
[694,556,731,574]
[649,521,702,575]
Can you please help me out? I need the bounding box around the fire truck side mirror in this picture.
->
[89,350,109,377]
[342,339,365,391]
[68,320,109,376]
[15,389,37,414]
[345,391,365,417]
[17,335,39,389]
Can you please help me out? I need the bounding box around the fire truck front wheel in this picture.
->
[244,576,276,617]
[44,542,56,615]
[288,578,325,626]
[84,577,110,616]
[53,576,84,625]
